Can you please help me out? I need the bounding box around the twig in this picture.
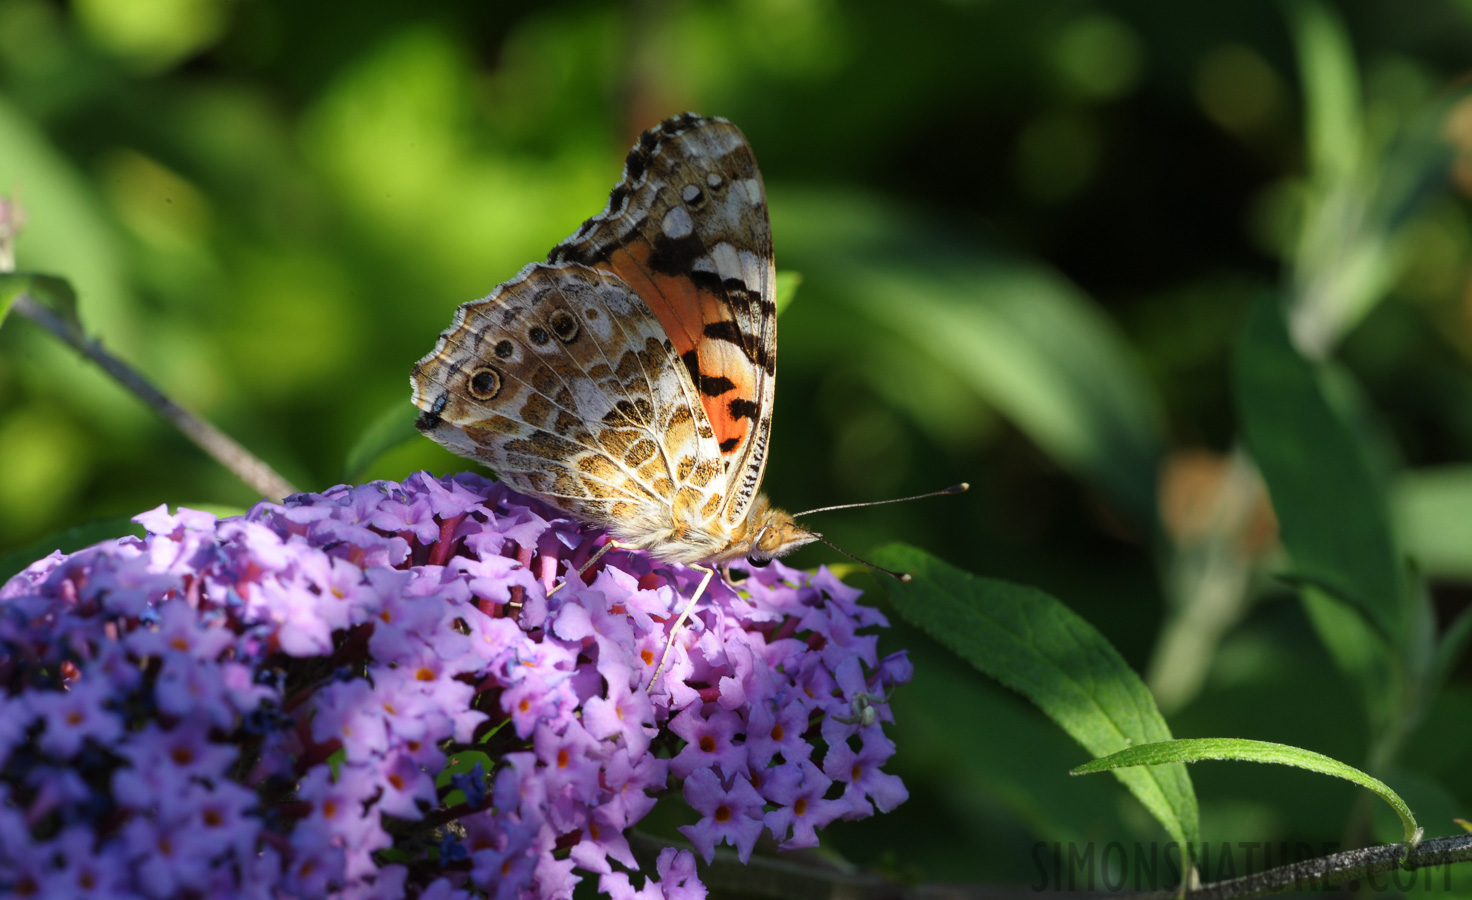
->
[0,193,296,502]
[624,832,1472,900]
[996,835,1472,900]
[7,293,298,502]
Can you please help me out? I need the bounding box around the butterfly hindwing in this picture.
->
[547,114,777,526]
[411,263,726,536]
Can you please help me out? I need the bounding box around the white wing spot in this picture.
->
[710,242,742,279]
[662,206,693,240]
[707,173,724,189]
[682,184,701,203]
[585,306,614,340]
[738,247,762,279]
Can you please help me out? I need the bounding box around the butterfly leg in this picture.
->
[647,563,715,693]
[547,537,627,597]
[722,562,747,587]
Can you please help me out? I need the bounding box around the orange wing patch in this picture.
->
[598,240,758,457]
[539,113,777,525]
[689,341,756,456]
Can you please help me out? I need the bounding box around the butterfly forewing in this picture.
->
[547,114,777,527]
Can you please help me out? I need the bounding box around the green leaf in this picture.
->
[774,191,1166,528]
[0,96,131,335]
[0,271,79,327]
[1393,466,1472,581]
[0,274,23,323]
[871,544,1200,851]
[1434,602,1472,697]
[0,516,144,584]
[1282,2,1455,353]
[436,750,493,808]
[1301,588,1400,738]
[1234,293,1404,641]
[179,504,250,519]
[895,649,1135,849]
[25,273,79,321]
[344,402,422,482]
[862,262,1162,525]
[773,270,801,316]
[1073,737,1422,848]
[1288,0,1362,185]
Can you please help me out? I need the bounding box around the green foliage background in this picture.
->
[3,0,1472,890]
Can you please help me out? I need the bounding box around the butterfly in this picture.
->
[410,113,817,609]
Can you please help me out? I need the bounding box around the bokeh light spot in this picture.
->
[1195,45,1285,135]
[1052,14,1145,101]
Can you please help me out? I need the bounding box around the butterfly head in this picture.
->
[729,495,817,565]
[750,511,819,560]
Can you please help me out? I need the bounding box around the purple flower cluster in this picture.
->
[0,471,911,899]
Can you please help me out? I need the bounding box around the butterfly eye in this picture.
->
[549,310,580,343]
[746,556,772,569]
[467,367,502,400]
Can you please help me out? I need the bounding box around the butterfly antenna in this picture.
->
[792,482,969,518]
[790,482,967,583]
[809,532,912,583]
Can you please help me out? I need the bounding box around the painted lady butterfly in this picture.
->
[410,113,815,595]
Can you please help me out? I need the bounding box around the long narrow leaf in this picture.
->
[872,544,1200,851]
[1290,0,1362,185]
[1234,293,1404,641]
[774,191,1166,529]
[1074,737,1421,847]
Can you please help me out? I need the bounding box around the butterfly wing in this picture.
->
[411,262,730,554]
[547,113,777,529]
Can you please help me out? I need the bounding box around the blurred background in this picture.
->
[3,0,1472,890]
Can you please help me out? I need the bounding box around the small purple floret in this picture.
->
[0,471,911,898]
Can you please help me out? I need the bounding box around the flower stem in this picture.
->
[624,832,1472,900]
[0,196,297,502]
[10,294,298,501]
